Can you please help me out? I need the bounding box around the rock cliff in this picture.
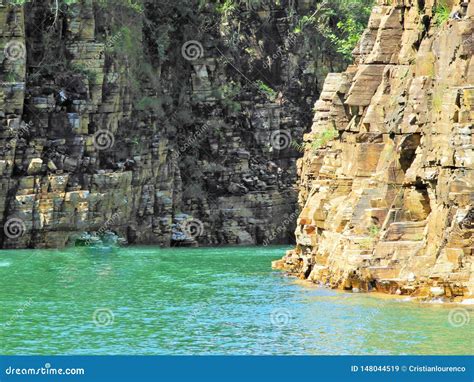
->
[0,0,350,248]
[274,0,474,301]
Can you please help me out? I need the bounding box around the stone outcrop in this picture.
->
[0,1,344,248]
[274,0,474,301]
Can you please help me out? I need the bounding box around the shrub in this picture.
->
[368,224,380,237]
[255,80,277,101]
[434,0,450,26]
[308,128,338,152]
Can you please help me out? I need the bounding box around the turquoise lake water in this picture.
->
[0,245,472,355]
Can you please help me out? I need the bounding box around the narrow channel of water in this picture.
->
[0,246,472,355]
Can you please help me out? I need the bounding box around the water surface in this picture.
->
[0,246,472,355]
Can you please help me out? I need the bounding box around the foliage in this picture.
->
[293,15,315,34]
[97,0,144,14]
[308,128,338,152]
[368,224,380,237]
[70,63,98,83]
[327,18,365,59]
[216,0,238,17]
[433,0,450,26]
[136,96,162,113]
[3,71,21,82]
[255,80,276,101]
[218,81,242,112]
[294,0,374,62]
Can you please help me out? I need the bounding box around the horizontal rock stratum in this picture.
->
[274,0,474,301]
[1,1,343,248]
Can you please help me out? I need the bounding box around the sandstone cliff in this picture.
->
[274,0,474,301]
[0,0,350,248]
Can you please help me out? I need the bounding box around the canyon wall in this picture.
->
[0,0,347,248]
[274,0,474,301]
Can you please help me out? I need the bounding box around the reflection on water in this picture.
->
[0,246,472,355]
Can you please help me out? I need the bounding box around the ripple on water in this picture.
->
[0,245,472,355]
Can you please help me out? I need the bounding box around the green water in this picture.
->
[0,245,472,355]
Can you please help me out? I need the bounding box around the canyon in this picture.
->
[1,0,472,302]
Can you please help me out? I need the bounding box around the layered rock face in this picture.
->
[0,1,343,248]
[274,0,474,301]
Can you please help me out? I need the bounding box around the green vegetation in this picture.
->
[70,63,98,83]
[255,80,277,101]
[368,224,380,237]
[3,71,21,83]
[293,0,374,62]
[97,0,144,14]
[4,0,31,5]
[308,128,338,152]
[216,0,238,16]
[328,18,366,59]
[218,81,242,112]
[293,15,316,34]
[136,96,162,113]
[434,0,450,26]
